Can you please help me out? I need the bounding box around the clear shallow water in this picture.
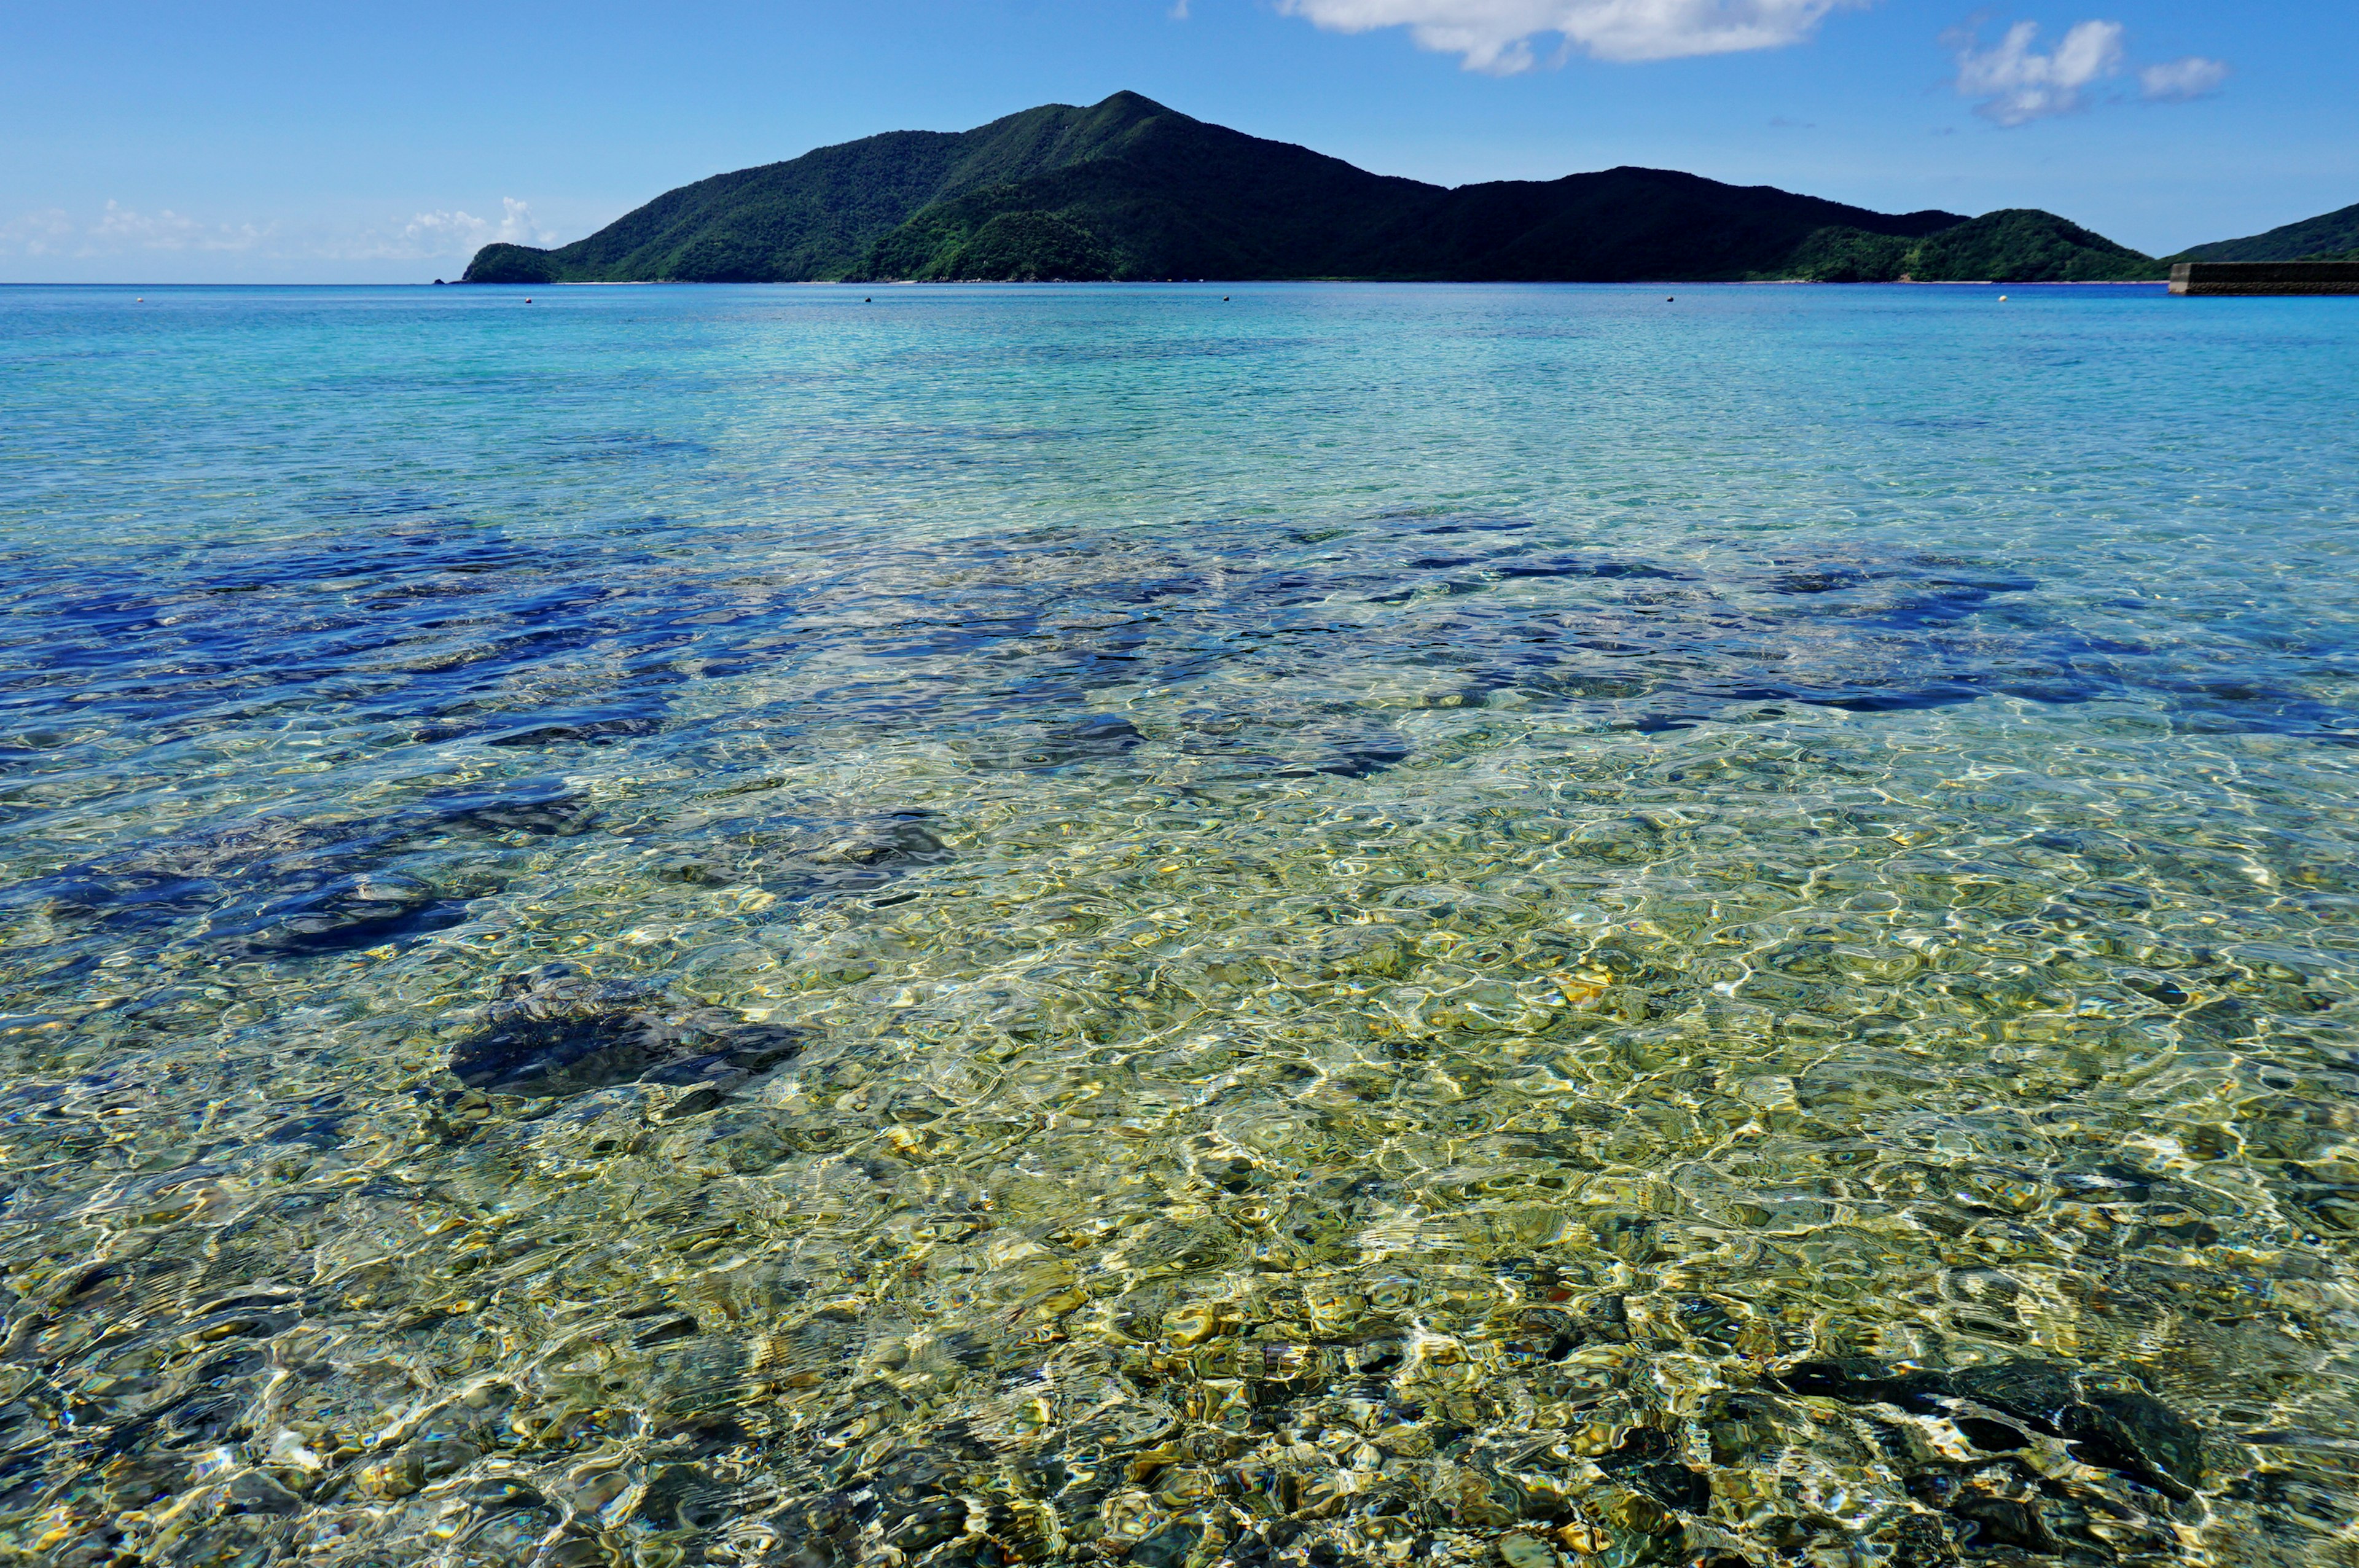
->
[2,280,2358,1568]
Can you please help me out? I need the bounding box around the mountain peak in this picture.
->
[462,97,2154,286]
[1093,89,1173,114]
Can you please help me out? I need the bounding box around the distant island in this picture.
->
[464,93,2331,287]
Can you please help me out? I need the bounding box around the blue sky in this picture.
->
[1,0,2346,282]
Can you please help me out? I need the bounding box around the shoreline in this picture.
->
[452,275,2172,289]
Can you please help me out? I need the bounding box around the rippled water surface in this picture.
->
[4,281,2358,1568]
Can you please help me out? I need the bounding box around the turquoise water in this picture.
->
[3,281,2358,1568]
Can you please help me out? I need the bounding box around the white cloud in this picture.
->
[1277,0,1864,72]
[386,197,552,257]
[2139,55,2229,101]
[82,200,271,254]
[2,197,552,266]
[1952,18,2124,125]
[1,209,76,257]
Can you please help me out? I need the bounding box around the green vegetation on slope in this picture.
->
[1776,227,1915,283]
[1778,211,2164,283]
[2171,201,2359,264]
[855,104,1444,282]
[1366,169,1963,283]
[467,92,2159,286]
[465,93,1184,284]
[853,108,1974,283]
[464,244,560,284]
[1914,210,2164,281]
[875,203,1120,282]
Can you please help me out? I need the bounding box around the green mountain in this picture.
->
[1779,210,2164,283]
[2170,201,2359,264]
[468,94,1213,284]
[466,92,2158,286]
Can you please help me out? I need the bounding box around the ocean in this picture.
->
[4,281,2357,1566]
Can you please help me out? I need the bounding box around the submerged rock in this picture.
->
[1776,1355,2204,1499]
[22,779,591,956]
[215,872,461,956]
[448,965,802,1102]
[421,779,597,837]
[642,807,950,902]
[959,715,1144,771]
[1594,1426,1713,1513]
[820,815,946,866]
[2064,1385,2207,1502]
[483,712,660,748]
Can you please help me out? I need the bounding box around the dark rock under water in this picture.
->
[212,871,462,957]
[13,779,595,962]
[1778,1356,2205,1499]
[448,965,803,1104]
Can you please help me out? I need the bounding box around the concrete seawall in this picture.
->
[2171,262,2359,296]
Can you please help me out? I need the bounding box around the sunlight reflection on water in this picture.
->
[1,282,2356,1568]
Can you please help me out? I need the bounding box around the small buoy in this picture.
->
[865,297,872,303]
[1666,296,1674,302]
[1998,295,2008,302]
[1223,295,1230,302]
[525,297,533,303]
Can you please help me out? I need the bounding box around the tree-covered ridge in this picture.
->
[466,93,2165,286]
[1778,211,2166,284]
[2170,201,2359,265]
[466,94,1190,286]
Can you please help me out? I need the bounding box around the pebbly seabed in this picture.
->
[2,281,2358,1568]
